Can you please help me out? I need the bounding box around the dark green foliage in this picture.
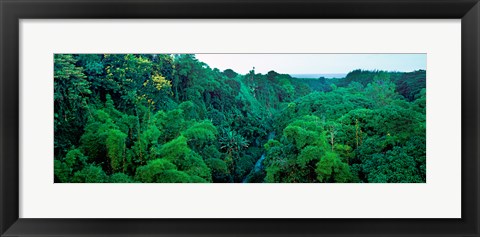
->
[106,129,127,173]
[219,128,249,156]
[54,54,91,159]
[110,173,134,183]
[54,54,426,183]
[135,159,179,182]
[182,120,218,149]
[223,69,238,79]
[134,158,208,183]
[315,152,351,183]
[157,135,212,182]
[362,146,422,183]
[54,160,71,183]
[205,158,231,182]
[71,165,108,183]
[297,146,324,169]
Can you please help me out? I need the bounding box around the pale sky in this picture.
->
[195,54,426,75]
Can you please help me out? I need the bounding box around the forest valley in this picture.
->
[54,54,426,183]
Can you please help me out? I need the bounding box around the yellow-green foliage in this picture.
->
[151,74,172,91]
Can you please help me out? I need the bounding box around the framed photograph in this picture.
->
[1,0,479,236]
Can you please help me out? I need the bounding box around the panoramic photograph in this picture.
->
[54,54,426,183]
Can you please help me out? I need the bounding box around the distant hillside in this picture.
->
[290,70,426,101]
[332,69,426,101]
[290,73,346,79]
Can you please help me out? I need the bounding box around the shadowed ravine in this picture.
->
[243,132,275,183]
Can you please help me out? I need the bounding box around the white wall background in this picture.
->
[19,19,461,218]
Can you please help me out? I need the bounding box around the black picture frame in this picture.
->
[1,0,479,236]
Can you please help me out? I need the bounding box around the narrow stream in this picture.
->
[242,132,275,183]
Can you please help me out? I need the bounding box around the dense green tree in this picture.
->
[134,159,188,183]
[223,69,238,79]
[315,151,351,183]
[54,54,91,158]
[72,165,108,183]
[106,129,128,173]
